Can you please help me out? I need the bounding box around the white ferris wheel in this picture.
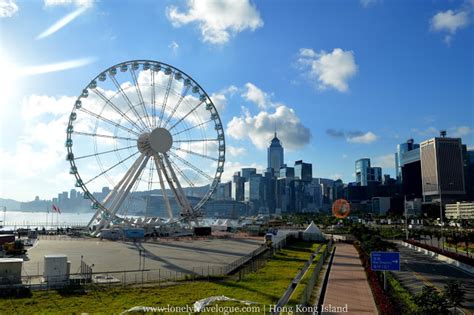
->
[65,60,225,233]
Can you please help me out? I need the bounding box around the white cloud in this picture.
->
[44,0,94,8]
[19,57,96,76]
[451,125,473,137]
[209,85,238,112]
[298,48,358,92]
[37,6,89,39]
[166,0,263,45]
[346,131,378,144]
[220,161,263,182]
[169,41,179,54]
[360,0,378,8]
[227,146,246,157]
[0,95,74,200]
[411,126,438,137]
[431,9,470,45]
[373,154,395,169]
[242,82,269,109]
[227,104,311,150]
[0,0,18,17]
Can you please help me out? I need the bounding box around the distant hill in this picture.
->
[0,198,21,211]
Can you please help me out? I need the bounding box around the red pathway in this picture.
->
[322,243,378,315]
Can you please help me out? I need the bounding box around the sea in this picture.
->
[0,210,95,230]
[0,211,225,230]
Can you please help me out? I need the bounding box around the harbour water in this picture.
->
[0,211,95,229]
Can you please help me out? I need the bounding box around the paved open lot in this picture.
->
[21,236,261,277]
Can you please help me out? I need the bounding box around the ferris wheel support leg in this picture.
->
[162,154,193,216]
[87,154,145,228]
[153,155,174,220]
[100,154,150,230]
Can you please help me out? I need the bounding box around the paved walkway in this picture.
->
[322,243,378,315]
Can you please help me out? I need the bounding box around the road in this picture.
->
[393,244,474,313]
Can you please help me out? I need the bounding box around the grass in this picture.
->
[386,272,418,314]
[287,244,326,306]
[0,241,321,315]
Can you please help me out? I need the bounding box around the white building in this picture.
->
[445,202,474,220]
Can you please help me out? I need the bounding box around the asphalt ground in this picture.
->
[21,236,261,277]
[393,244,474,313]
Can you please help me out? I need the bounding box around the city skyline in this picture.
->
[1,0,473,201]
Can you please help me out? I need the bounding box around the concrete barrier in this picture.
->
[401,242,474,275]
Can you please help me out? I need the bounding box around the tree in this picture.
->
[443,280,465,309]
[413,285,449,314]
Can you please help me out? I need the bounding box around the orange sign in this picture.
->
[332,199,351,218]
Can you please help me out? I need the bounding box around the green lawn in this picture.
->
[287,244,326,306]
[0,241,322,315]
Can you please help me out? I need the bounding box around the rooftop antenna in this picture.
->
[440,130,447,137]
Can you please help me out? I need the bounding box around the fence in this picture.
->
[299,240,333,306]
[10,232,299,293]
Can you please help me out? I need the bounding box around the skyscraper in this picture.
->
[420,136,465,201]
[355,158,371,186]
[395,138,419,182]
[267,132,284,176]
[294,160,312,182]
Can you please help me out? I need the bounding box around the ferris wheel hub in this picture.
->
[137,127,173,155]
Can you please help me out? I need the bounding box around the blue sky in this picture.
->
[0,0,473,201]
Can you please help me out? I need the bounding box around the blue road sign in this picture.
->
[371,252,400,271]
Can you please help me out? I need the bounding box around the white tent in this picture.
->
[303,221,324,241]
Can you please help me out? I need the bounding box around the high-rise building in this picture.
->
[294,160,312,182]
[215,182,232,200]
[420,136,466,201]
[279,165,294,178]
[463,148,474,199]
[267,132,284,176]
[355,158,371,186]
[370,167,382,184]
[395,139,419,182]
[355,159,383,186]
[241,168,257,181]
[232,172,245,201]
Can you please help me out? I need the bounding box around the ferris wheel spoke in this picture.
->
[109,75,149,131]
[83,151,140,185]
[171,118,213,137]
[100,154,150,229]
[171,146,217,161]
[147,156,154,192]
[173,138,219,143]
[153,155,174,219]
[168,157,195,188]
[167,151,213,181]
[162,154,193,214]
[163,85,191,129]
[150,70,157,128]
[130,68,152,128]
[157,72,174,128]
[78,107,141,137]
[74,131,138,142]
[74,145,137,161]
[92,88,145,133]
[168,99,205,131]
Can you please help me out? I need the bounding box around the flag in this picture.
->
[52,204,61,214]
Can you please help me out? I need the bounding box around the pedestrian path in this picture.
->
[322,243,378,314]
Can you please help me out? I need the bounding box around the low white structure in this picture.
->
[445,202,474,220]
[44,254,70,286]
[0,258,23,285]
[302,221,324,241]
